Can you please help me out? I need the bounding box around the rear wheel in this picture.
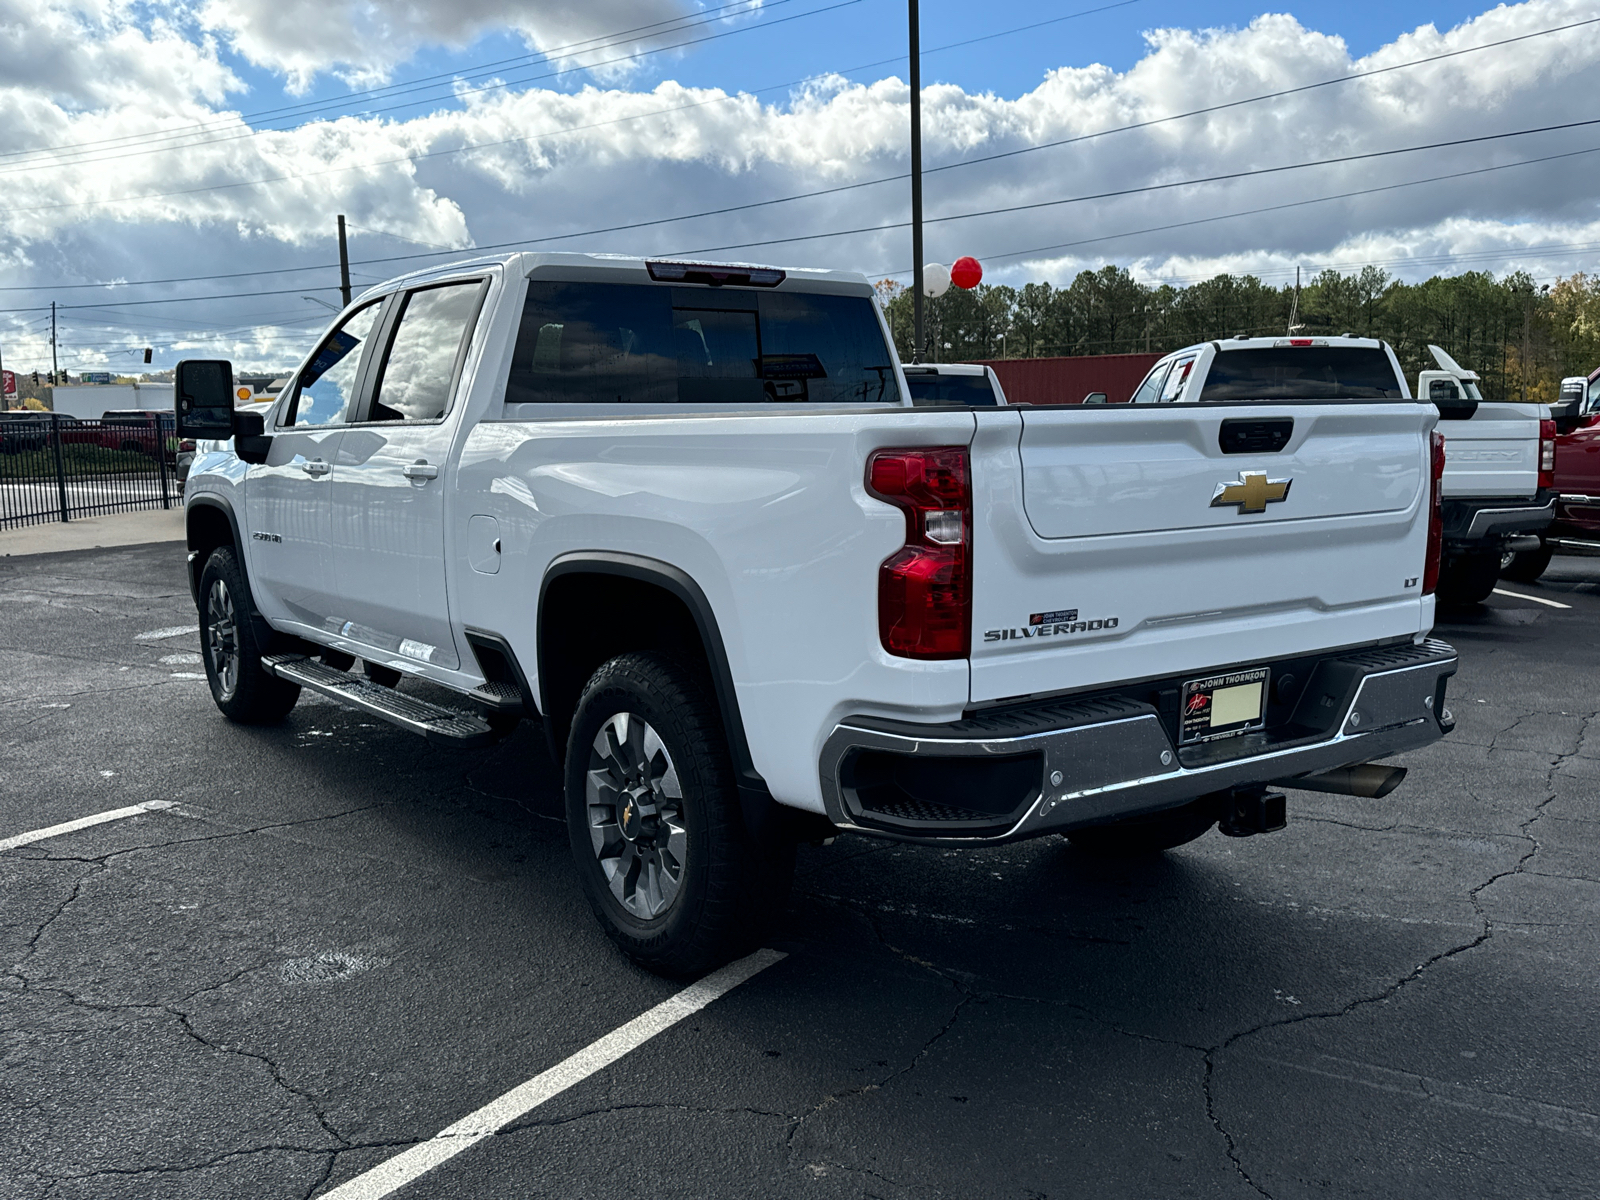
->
[1065,797,1217,856]
[198,547,300,723]
[1501,538,1553,583]
[1435,551,1501,606]
[564,652,793,976]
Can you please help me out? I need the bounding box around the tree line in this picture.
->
[876,267,1600,402]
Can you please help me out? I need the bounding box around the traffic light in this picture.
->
[31,371,38,385]
[143,347,152,364]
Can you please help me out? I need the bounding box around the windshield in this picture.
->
[507,281,900,405]
[905,374,999,407]
[1199,347,1405,401]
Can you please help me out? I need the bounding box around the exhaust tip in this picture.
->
[1274,764,1408,799]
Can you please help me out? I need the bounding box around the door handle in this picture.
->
[301,459,331,476]
[403,462,439,480]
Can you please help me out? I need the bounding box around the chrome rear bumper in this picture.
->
[819,639,1458,845]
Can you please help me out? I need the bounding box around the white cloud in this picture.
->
[1,0,1598,372]
[198,0,706,92]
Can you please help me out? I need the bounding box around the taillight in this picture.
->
[1539,418,1556,490]
[867,446,971,659]
[1423,430,1446,596]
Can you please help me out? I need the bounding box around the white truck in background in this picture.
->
[1414,345,1554,602]
[177,257,1459,974]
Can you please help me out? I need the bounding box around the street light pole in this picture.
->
[909,0,924,364]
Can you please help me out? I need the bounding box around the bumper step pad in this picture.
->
[261,654,497,747]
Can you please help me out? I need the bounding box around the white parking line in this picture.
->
[135,625,198,641]
[0,800,175,853]
[319,948,786,1200]
[1492,588,1573,610]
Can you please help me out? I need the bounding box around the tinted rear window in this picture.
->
[1199,348,1404,401]
[905,374,999,406]
[505,281,900,406]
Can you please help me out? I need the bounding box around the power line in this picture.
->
[0,0,823,171]
[1,6,1586,226]
[871,143,1600,277]
[5,116,1597,319]
[670,116,1600,256]
[0,0,864,182]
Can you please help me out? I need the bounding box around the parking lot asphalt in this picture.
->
[2,542,1597,1200]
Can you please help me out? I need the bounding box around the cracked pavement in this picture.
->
[2,543,1598,1198]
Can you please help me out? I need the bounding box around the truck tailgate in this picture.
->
[1437,401,1541,499]
[970,403,1433,705]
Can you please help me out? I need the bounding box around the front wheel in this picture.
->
[1501,538,1553,583]
[198,547,300,723]
[565,652,793,976]
[1065,797,1217,856]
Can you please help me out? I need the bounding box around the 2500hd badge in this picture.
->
[984,609,1121,643]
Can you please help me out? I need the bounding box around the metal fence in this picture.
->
[0,413,178,530]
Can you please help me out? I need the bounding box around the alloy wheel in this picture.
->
[207,578,240,700]
[585,712,688,920]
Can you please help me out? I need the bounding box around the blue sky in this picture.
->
[218,1,1498,133]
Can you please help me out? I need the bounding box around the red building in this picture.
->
[970,353,1161,405]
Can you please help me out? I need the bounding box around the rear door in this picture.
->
[969,402,1432,704]
[244,299,383,629]
[328,276,489,671]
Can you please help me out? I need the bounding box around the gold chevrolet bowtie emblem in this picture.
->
[1211,472,1292,514]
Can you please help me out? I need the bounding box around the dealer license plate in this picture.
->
[1180,668,1270,744]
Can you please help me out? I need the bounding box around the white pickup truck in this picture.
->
[178,256,1458,974]
[1414,345,1554,601]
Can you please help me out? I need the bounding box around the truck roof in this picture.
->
[355,252,874,305]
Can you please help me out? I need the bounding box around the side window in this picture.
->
[367,281,485,422]
[1159,357,1197,403]
[1130,363,1171,405]
[286,301,382,427]
[1589,379,1600,413]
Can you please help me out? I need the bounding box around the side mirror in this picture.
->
[1082,392,1108,405]
[234,410,271,465]
[174,359,235,438]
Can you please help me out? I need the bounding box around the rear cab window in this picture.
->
[904,373,1000,407]
[504,280,900,407]
[1199,347,1405,402]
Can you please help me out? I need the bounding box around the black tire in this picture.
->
[1065,798,1217,856]
[1501,540,1553,583]
[197,547,300,723]
[1435,551,1501,606]
[564,652,793,976]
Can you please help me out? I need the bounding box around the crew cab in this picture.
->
[1501,370,1600,581]
[178,255,1458,974]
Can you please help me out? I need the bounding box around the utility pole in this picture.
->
[51,301,59,384]
[909,0,925,364]
[337,215,352,308]
[0,338,7,410]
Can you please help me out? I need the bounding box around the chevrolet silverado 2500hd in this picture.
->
[178,255,1458,974]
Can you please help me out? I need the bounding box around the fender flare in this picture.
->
[539,551,756,782]
[185,495,244,602]
[539,552,824,845]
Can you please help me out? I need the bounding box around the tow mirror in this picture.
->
[1082,391,1108,405]
[174,359,235,438]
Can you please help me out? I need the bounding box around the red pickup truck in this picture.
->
[1504,368,1600,580]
